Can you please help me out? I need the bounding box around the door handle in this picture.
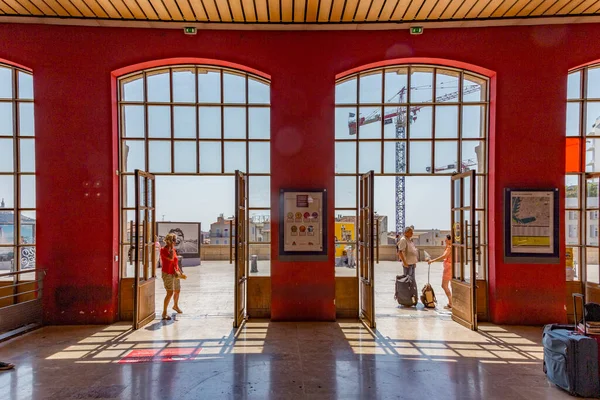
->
[375,218,380,264]
[229,220,234,264]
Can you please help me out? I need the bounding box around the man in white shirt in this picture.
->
[397,226,418,281]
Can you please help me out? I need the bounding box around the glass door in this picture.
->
[234,170,248,328]
[585,173,600,303]
[133,169,157,330]
[358,170,375,329]
[450,170,477,330]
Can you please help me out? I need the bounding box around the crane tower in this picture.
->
[348,83,481,235]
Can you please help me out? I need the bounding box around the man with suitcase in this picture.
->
[396,226,419,307]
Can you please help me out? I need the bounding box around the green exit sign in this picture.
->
[410,26,423,35]
[184,27,197,35]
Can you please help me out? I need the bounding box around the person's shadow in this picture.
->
[145,313,177,330]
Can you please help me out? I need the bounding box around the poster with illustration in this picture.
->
[281,191,324,253]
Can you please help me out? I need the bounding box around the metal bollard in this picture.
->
[250,255,258,273]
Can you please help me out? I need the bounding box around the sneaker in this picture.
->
[0,362,15,371]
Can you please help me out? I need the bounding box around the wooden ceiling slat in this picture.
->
[79,0,108,18]
[560,0,587,14]
[572,0,598,13]
[67,0,97,17]
[428,0,452,19]
[354,0,372,20]
[25,0,57,14]
[293,0,305,21]
[454,0,481,18]
[175,0,196,19]
[440,0,465,18]
[584,1,600,12]
[414,0,436,19]
[187,0,207,20]
[268,0,280,20]
[545,0,579,14]
[108,0,135,18]
[94,0,123,17]
[254,0,268,20]
[378,0,399,20]
[146,0,172,19]
[365,0,385,20]
[0,1,17,13]
[317,0,332,20]
[503,0,529,16]
[55,0,83,16]
[280,0,292,20]
[11,0,44,15]
[133,0,159,18]
[390,0,411,20]
[5,0,34,14]
[241,0,257,21]
[528,0,556,16]
[329,0,343,20]
[226,0,244,20]
[162,0,184,19]
[305,0,319,21]
[403,0,425,20]
[213,0,232,21]
[43,0,70,16]
[123,0,147,18]
[200,0,220,19]
[516,0,544,15]
[490,0,520,17]
[342,0,360,20]
[477,0,502,17]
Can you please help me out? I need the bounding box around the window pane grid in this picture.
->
[118,65,271,277]
[336,64,488,279]
[0,63,35,279]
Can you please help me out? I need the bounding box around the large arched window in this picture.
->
[566,64,600,285]
[118,65,270,277]
[0,63,35,281]
[335,65,489,278]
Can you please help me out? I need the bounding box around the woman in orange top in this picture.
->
[160,233,184,320]
[428,234,453,309]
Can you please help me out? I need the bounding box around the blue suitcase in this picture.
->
[543,323,600,398]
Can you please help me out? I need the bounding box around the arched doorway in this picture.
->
[116,63,271,327]
[334,63,489,329]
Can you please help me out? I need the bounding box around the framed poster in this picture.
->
[279,189,327,261]
[504,188,559,263]
[157,222,201,265]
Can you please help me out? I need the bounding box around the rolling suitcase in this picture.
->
[574,294,600,379]
[543,303,600,398]
[394,274,418,307]
[420,264,437,308]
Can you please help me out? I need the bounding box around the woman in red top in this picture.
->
[428,234,453,309]
[160,233,183,320]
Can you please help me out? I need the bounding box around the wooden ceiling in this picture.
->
[0,0,598,26]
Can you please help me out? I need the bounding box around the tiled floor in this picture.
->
[0,262,580,399]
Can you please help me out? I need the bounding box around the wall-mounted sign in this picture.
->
[279,189,327,260]
[504,188,559,263]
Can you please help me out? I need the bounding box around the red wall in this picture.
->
[1,22,598,325]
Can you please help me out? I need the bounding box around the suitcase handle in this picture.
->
[573,293,587,335]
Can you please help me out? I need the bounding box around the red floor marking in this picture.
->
[119,348,202,364]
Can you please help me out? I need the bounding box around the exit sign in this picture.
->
[410,26,423,35]
[184,27,197,35]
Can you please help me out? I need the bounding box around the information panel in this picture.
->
[504,188,559,263]
[279,189,327,259]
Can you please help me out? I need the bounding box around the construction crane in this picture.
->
[348,83,481,235]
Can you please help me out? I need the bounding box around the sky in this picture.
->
[2,65,597,235]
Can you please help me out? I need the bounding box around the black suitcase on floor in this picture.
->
[394,274,418,307]
[543,323,600,398]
